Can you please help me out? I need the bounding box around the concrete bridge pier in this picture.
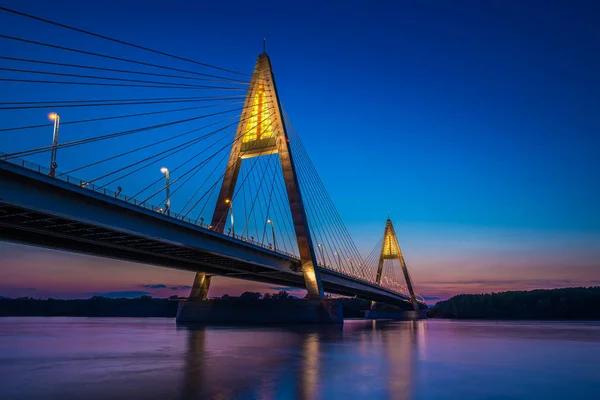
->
[175,298,344,325]
[365,302,427,321]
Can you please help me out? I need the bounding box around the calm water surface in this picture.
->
[0,318,599,399]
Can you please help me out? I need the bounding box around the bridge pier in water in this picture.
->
[365,302,427,321]
[176,298,343,325]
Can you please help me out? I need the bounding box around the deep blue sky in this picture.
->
[1,0,599,299]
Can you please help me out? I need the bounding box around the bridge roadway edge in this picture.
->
[0,161,422,307]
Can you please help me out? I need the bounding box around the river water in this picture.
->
[0,318,598,399]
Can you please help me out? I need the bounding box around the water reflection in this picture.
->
[1,318,598,399]
[178,321,420,400]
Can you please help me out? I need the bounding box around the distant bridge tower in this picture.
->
[375,218,420,311]
[190,52,324,300]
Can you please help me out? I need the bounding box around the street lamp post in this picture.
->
[160,167,170,216]
[48,113,60,177]
[225,199,234,235]
[318,243,325,266]
[267,219,276,252]
[334,251,341,269]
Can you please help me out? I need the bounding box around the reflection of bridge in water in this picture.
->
[181,321,425,399]
[0,6,426,320]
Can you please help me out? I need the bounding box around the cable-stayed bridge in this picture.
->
[0,6,426,319]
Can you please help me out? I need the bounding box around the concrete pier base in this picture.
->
[364,310,427,320]
[176,299,344,325]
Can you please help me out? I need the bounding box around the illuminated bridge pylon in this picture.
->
[374,218,420,311]
[190,52,324,300]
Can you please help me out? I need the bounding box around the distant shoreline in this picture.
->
[0,296,179,318]
[3,287,599,320]
[428,287,600,320]
[0,292,377,318]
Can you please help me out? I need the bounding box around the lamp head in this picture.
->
[48,112,59,121]
[160,167,169,174]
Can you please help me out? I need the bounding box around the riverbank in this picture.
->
[0,292,376,318]
[0,296,179,317]
[428,287,600,320]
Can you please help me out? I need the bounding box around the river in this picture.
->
[0,318,598,399]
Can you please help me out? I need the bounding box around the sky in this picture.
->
[0,0,599,302]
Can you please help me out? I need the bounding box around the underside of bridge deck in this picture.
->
[0,201,414,306]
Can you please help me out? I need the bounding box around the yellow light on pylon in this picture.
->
[243,83,274,143]
[382,229,400,259]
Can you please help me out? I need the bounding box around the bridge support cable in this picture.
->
[265,159,295,254]
[293,150,372,279]
[180,117,279,220]
[289,145,362,276]
[283,147,343,271]
[252,155,296,254]
[228,151,298,255]
[57,116,238,177]
[173,108,278,219]
[69,103,275,203]
[91,127,234,190]
[0,34,248,82]
[210,118,280,234]
[95,104,275,202]
[0,77,246,91]
[288,140,371,279]
[239,154,276,240]
[0,67,250,90]
[0,5,250,77]
[0,99,246,133]
[282,112,372,281]
[282,116,362,272]
[136,131,238,205]
[259,157,279,246]
[0,56,249,84]
[0,96,246,112]
[135,110,279,208]
[1,105,258,161]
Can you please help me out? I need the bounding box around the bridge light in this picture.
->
[47,112,60,177]
[317,243,325,267]
[266,219,276,252]
[160,167,171,216]
[223,199,234,235]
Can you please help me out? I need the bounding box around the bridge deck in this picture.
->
[0,160,424,306]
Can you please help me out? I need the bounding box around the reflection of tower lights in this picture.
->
[300,333,319,400]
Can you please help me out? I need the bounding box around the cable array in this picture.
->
[0,5,419,295]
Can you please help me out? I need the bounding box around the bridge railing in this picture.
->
[0,153,299,259]
[1,154,421,301]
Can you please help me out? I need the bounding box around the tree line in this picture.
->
[428,287,600,320]
[0,291,375,318]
